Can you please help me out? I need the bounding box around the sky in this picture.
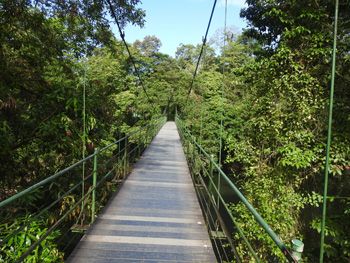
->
[112,0,248,57]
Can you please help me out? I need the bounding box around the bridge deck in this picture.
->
[66,121,217,263]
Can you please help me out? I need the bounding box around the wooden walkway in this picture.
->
[66,121,217,263]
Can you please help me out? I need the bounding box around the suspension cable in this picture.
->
[215,0,228,212]
[199,44,208,147]
[182,0,218,113]
[218,0,227,167]
[106,0,156,113]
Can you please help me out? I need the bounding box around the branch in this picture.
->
[335,70,350,84]
[11,109,58,150]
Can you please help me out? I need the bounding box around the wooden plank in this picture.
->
[66,121,217,262]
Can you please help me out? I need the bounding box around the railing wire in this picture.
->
[175,116,300,263]
[0,116,166,262]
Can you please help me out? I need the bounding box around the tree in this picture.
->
[132,35,169,79]
[209,25,240,53]
[0,0,146,199]
[240,0,350,58]
[175,43,198,70]
[133,35,162,57]
[232,0,350,261]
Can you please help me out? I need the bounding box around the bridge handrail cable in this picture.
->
[175,116,301,263]
[0,116,167,262]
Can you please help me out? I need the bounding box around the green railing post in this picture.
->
[124,137,128,178]
[118,132,121,179]
[0,117,170,261]
[217,169,221,208]
[155,120,157,136]
[320,1,338,262]
[175,117,302,262]
[208,154,214,193]
[91,148,98,224]
[192,136,196,168]
[138,128,142,156]
[186,135,190,159]
[150,122,154,139]
[153,121,155,137]
[146,125,149,145]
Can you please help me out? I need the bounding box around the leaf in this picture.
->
[25,236,31,246]
[7,237,14,246]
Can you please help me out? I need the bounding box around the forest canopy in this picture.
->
[1,0,349,262]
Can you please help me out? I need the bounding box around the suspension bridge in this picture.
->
[66,121,217,262]
[0,0,340,261]
[0,116,304,262]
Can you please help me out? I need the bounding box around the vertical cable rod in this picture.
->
[216,0,228,207]
[199,57,206,147]
[320,0,338,262]
[219,0,227,167]
[82,0,89,204]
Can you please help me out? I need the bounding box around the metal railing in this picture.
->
[0,116,166,262]
[175,116,303,263]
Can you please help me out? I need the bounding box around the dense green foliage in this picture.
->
[175,1,350,262]
[1,0,350,262]
[185,1,349,262]
[0,0,146,197]
[0,0,153,260]
[1,214,63,262]
[234,1,350,261]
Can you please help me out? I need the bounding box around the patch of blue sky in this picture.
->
[112,0,247,57]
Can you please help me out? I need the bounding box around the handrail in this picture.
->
[0,116,167,262]
[0,117,165,210]
[175,116,303,263]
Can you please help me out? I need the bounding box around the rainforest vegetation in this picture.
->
[1,0,350,262]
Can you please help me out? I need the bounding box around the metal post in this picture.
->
[217,169,221,208]
[208,154,214,193]
[186,136,190,159]
[118,132,121,179]
[91,148,98,224]
[124,137,128,178]
[320,1,338,262]
[167,96,170,120]
[192,136,196,167]
[153,121,155,137]
[138,129,141,156]
[146,125,149,145]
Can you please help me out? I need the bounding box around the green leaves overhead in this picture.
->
[133,35,162,57]
[176,1,350,262]
[241,0,350,58]
[0,0,147,196]
[1,0,350,261]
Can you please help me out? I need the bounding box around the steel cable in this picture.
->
[192,161,230,262]
[182,0,218,114]
[106,0,156,113]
